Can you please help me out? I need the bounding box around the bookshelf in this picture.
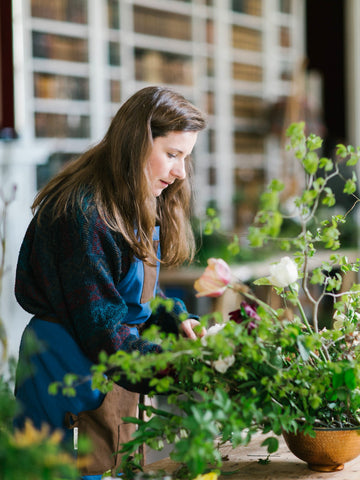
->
[12,0,305,231]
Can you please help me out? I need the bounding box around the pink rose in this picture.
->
[194,258,232,298]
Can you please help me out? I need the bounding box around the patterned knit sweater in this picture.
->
[15,200,191,363]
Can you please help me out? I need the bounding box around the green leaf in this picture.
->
[261,436,279,454]
[310,268,325,285]
[321,187,336,207]
[306,133,323,151]
[319,157,333,171]
[227,234,240,256]
[344,369,357,390]
[296,337,310,361]
[332,372,344,389]
[248,226,265,247]
[260,191,280,211]
[253,277,271,286]
[343,173,357,195]
[336,144,347,158]
[303,151,319,175]
[48,382,60,395]
[301,189,317,206]
[346,154,360,166]
[62,386,76,397]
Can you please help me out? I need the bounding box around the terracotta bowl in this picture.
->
[282,427,360,472]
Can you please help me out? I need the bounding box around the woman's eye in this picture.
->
[167,153,176,159]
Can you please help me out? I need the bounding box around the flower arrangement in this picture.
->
[58,123,360,478]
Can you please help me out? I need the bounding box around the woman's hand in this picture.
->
[180,318,206,339]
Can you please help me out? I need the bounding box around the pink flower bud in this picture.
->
[194,258,232,298]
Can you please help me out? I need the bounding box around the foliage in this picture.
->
[53,123,360,479]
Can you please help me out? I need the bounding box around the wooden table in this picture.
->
[144,432,360,479]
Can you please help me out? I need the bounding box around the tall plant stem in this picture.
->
[288,284,330,362]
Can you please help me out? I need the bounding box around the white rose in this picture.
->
[213,355,235,373]
[201,323,226,346]
[268,256,298,288]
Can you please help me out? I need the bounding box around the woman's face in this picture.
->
[146,131,198,197]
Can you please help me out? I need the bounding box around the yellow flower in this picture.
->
[12,419,91,469]
[12,419,63,448]
[193,472,218,480]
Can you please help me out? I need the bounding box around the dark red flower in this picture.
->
[229,301,260,333]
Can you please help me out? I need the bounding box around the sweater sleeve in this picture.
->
[15,205,161,364]
[58,208,162,362]
[143,286,199,335]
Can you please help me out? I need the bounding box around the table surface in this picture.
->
[144,432,360,479]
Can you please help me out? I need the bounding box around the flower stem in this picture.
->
[230,283,278,317]
[289,284,313,334]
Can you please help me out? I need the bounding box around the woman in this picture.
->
[14,86,207,479]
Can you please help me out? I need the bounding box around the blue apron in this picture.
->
[14,227,161,479]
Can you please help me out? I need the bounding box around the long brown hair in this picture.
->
[32,86,207,267]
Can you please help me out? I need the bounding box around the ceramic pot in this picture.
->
[282,427,360,472]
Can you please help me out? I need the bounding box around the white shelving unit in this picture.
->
[11,0,305,227]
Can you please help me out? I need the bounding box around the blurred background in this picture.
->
[0,0,359,360]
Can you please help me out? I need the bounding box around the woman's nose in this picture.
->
[171,158,186,180]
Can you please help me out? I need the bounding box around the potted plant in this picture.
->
[59,122,360,478]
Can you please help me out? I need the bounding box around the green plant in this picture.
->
[56,123,360,479]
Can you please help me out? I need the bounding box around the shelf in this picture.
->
[33,72,89,100]
[32,58,90,76]
[34,111,90,138]
[133,5,192,41]
[30,17,89,37]
[131,33,194,56]
[33,98,90,114]
[234,153,265,169]
[231,49,263,65]
[31,0,88,24]
[132,0,193,16]
[32,31,88,62]
[134,48,193,86]
[231,0,263,17]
